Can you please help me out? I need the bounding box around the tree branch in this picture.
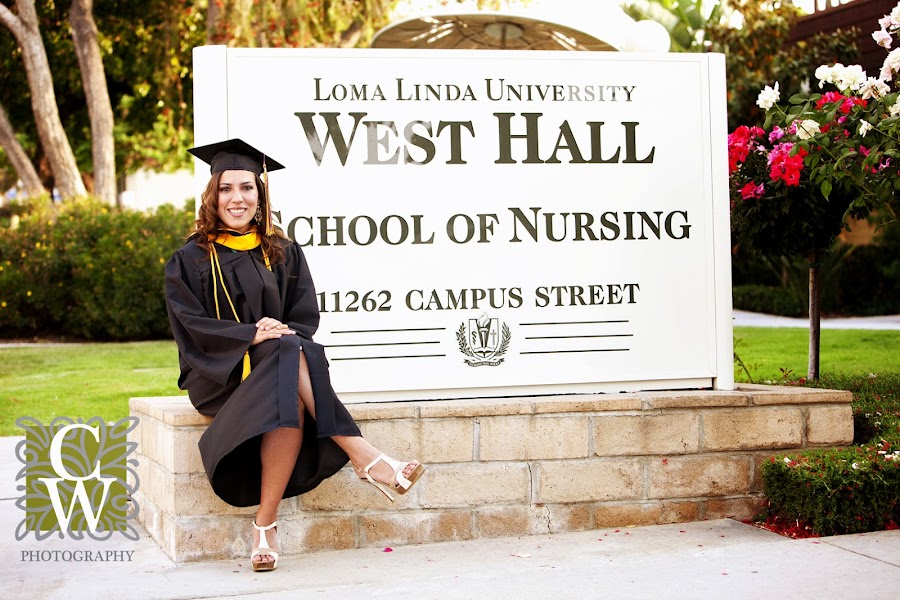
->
[0,3,26,42]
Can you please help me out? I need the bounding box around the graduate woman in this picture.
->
[165,139,424,572]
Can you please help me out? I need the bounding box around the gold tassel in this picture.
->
[241,351,251,382]
[262,160,273,236]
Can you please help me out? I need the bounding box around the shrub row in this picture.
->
[761,374,900,535]
[732,284,805,317]
[732,224,900,317]
[0,198,193,340]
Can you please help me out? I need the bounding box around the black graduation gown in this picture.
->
[164,237,361,507]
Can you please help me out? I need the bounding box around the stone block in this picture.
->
[358,418,473,464]
[807,405,854,445]
[419,463,530,508]
[476,506,540,538]
[138,416,159,464]
[546,503,593,533]
[750,453,771,494]
[703,496,765,521]
[479,416,590,461]
[642,391,750,409]
[281,514,357,553]
[591,502,663,528]
[171,473,256,517]
[532,395,642,414]
[741,384,852,406]
[537,459,643,503]
[171,427,205,474]
[418,397,534,418]
[659,500,701,524]
[593,413,699,456]
[347,403,419,421]
[300,468,418,511]
[164,514,249,562]
[421,418,474,463]
[702,408,802,451]
[360,511,473,547]
[647,456,751,498]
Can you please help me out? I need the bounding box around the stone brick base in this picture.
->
[129,384,853,563]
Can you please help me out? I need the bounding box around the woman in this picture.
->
[165,138,424,572]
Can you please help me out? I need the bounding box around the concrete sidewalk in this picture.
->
[733,310,900,330]
[1,436,899,599]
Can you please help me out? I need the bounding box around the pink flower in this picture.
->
[768,142,807,186]
[769,127,785,142]
[740,182,765,199]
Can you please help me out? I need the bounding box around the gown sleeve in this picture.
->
[165,249,258,386]
[282,243,321,341]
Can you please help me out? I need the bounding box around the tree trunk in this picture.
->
[69,0,116,204]
[0,1,86,199]
[807,248,821,381]
[0,101,45,197]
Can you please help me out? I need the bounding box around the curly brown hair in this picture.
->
[189,171,286,264]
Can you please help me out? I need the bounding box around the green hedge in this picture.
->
[0,198,193,340]
[763,439,900,536]
[732,284,805,317]
[761,374,900,535]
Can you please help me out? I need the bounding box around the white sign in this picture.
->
[193,47,733,401]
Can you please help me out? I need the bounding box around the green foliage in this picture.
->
[732,284,804,316]
[208,0,397,48]
[707,0,859,129]
[761,373,900,535]
[824,225,900,316]
[762,442,900,535]
[0,198,193,340]
[619,0,725,52]
[0,0,205,181]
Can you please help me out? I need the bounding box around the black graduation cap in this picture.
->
[188,138,285,175]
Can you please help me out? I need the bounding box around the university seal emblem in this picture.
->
[456,312,511,367]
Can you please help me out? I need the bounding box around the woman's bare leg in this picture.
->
[296,351,419,483]
[254,407,303,563]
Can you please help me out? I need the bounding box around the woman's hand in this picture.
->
[250,317,296,346]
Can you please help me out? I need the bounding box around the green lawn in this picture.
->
[0,341,183,436]
[733,327,900,383]
[1,328,898,436]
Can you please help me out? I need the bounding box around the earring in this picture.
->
[255,206,263,223]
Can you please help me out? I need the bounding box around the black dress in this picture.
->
[164,237,361,507]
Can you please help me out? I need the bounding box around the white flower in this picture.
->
[891,103,900,117]
[800,78,811,94]
[836,65,866,92]
[852,462,860,469]
[860,121,873,137]
[874,29,893,49]
[880,15,893,30]
[891,4,900,27]
[880,48,900,80]
[783,457,792,464]
[756,82,780,110]
[796,119,821,140]
[815,64,835,88]
[860,77,891,99]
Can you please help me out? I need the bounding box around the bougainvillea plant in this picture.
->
[728,5,900,379]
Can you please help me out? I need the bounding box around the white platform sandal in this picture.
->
[361,453,426,502]
[250,520,279,572]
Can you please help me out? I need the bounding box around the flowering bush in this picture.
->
[729,6,900,259]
